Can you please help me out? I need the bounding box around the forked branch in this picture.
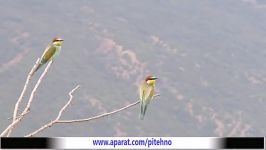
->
[25,85,80,137]
[1,60,53,137]
[25,94,159,137]
[7,59,40,136]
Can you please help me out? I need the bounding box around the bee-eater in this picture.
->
[32,37,64,74]
[139,75,158,120]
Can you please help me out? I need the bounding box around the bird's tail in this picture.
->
[139,101,148,120]
[32,62,42,75]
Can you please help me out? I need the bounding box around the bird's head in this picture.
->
[145,75,158,85]
[52,37,64,46]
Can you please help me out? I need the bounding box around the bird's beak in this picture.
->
[151,77,158,80]
[57,38,64,41]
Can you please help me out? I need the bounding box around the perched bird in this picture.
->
[32,37,64,74]
[139,75,158,120]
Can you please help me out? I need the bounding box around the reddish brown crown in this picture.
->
[145,75,153,81]
[52,37,64,42]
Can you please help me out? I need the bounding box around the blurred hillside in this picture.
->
[1,0,266,136]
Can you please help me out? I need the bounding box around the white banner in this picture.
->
[53,137,220,149]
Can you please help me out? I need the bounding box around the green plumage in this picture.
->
[139,80,155,120]
[32,44,60,74]
[40,44,57,64]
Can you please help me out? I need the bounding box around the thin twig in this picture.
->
[1,60,53,137]
[7,59,39,136]
[25,94,159,137]
[25,85,80,137]
[57,94,160,123]
[57,101,140,123]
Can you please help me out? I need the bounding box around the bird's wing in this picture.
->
[139,81,154,102]
[139,81,146,100]
[40,44,56,64]
[145,85,154,103]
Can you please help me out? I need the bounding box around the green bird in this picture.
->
[32,37,64,74]
[139,75,158,120]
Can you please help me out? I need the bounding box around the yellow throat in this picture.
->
[147,79,156,85]
[53,41,63,46]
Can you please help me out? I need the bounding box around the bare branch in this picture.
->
[1,60,53,137]
[7,59,39,136]
[25,94,159,137]
[57,94,160,123]
[25,85,80,137]
[57,101,140,123]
